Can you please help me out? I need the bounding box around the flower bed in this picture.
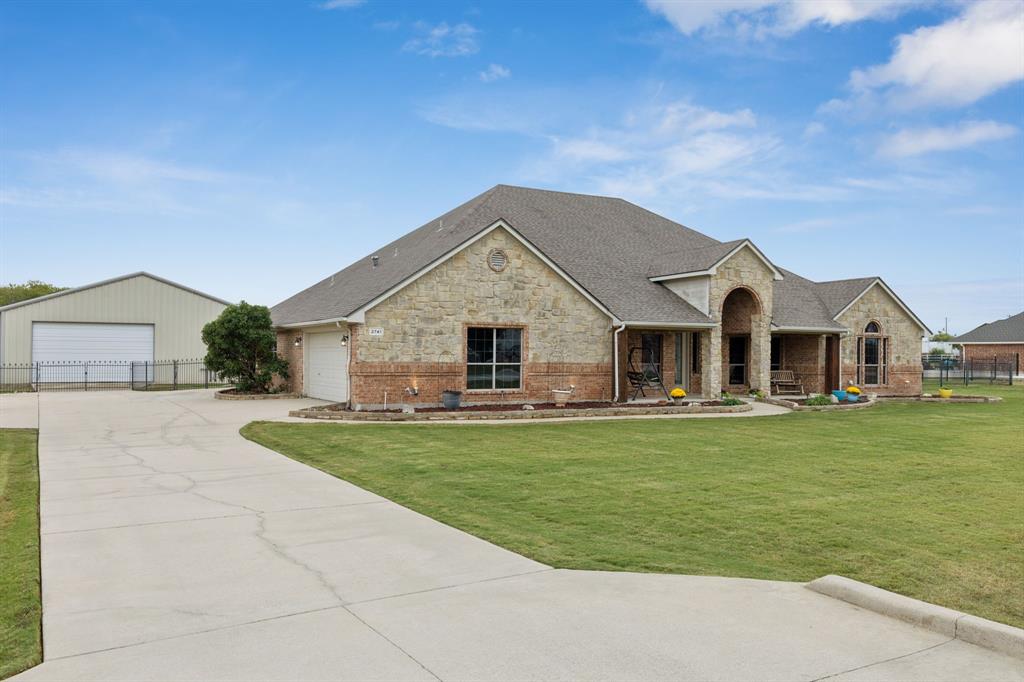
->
[289,400,750,421]
[215,388,298,400]
[761,395,876,412]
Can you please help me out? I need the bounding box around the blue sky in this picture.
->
[1,0,1021,333]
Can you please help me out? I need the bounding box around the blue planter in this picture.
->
[832,390,847,401]
[441,390,462,410]
[846,393,860,403]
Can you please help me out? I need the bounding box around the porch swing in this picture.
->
[626,346,671,401]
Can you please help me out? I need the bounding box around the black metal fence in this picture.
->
[922,354,1014,386]
[0,359,232,393]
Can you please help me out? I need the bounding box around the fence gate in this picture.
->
[0,359,229,393]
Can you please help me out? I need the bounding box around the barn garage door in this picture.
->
[305,331,349,403]
[32,323,154,382]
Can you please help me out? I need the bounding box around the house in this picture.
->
[270,185,929,408]
[0,272,229,375]
[952,312,1024,377]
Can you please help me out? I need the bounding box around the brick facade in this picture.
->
[836,285,924,396]
[776,333,828,395]
[962,344,1024,375]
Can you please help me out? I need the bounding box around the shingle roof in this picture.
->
[270,184,899,332]
[953,312,1024,343]
[772,270,846,331]
[813,277,878,318]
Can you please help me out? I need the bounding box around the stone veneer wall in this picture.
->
[274,329,304,393]
[704,246,774,396]
[837,285,923,395]
[352,227,614,407]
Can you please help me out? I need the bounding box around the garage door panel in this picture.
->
[32,323,155,383]
[306,331,349,403]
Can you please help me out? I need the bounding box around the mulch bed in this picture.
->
[315,400,741,414]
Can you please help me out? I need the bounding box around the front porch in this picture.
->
[614,287,840,401]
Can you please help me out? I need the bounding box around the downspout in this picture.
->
[613,322,627,402]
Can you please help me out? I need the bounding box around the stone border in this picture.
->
[807,575,1023,660]
[215,389,299,401]
[759,396,876,412]
[288,402,752,421]
[879,395,1002,403]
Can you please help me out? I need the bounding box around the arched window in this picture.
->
[857,322,888,385]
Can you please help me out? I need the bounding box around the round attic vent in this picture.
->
[488,249,509,272]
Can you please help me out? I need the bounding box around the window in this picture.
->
[467,327,522,390]
[691,332,701,374]
[728,336,747,385]
[857,322,888,386]
[641,333,663,376]
[770,336,783,371]
[674,333,683,385]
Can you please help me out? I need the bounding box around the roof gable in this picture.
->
[832,278,931,334]
[0,272,231,312]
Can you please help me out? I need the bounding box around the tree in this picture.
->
[0,280,67,307]
[930,331,956,342]
[201,302,288,393]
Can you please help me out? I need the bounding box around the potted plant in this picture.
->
[938,386,954,399]
[670,387,687,405]
[551,387,573,407]
[441,389,462,410]
[846,385,862,402]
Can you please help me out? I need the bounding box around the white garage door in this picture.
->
[32,322,154,382]
[305,331,349,403]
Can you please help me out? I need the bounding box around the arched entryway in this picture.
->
[720,287,768,392]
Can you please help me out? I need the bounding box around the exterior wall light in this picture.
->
[293,337,302,348]
[340,335,349,346]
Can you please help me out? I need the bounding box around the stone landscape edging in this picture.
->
[878,395,1002,403]
[807,575,1024,660]
[289,402,753,421]
[760,396,876,412]
[215,389,299,401]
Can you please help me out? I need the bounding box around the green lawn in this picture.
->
[0,429,41,680]
[242,382,1024,628]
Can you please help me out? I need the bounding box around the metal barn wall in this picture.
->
[0,275,227,365]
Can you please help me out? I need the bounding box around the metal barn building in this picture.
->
[0,272,229,368]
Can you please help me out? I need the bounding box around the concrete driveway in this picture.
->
[3,390,1021,681]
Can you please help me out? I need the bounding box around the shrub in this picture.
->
[202,302,289,393]
[804,395,832,406]
[720,394,744,406]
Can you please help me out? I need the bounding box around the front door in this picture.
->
[728,336,747,385]
[825,335,840,392]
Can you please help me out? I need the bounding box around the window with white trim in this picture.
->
[467,327,522,390]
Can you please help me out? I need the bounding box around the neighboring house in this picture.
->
[953,312,1024,377]
[0,272,229,374]
[271,185,929,408]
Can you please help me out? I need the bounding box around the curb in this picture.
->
[807,575,1023,660]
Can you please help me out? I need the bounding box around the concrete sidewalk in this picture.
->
[3,390,1021,681]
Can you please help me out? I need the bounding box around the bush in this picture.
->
[804,395,832,406]
[202,302,289,393]
[720,394,744,406]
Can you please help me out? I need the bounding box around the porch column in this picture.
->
[701,329,722,398]
[750,314,771,393]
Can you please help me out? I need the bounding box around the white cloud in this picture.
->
[878,120,1018,158]
[803,121,826,138]
[644,0,916,39]
[318,0,365,9]
[36,149,236,184]
[479,63,511,82]
[848,1,1024,109]
[402,22,479,57]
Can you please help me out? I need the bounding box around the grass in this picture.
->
[242,381,1024,628]
[0,429,41,679]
